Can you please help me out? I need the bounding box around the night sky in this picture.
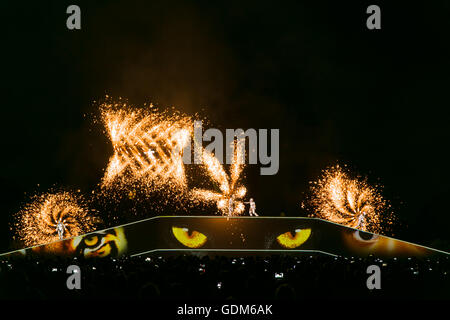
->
[2,1,450,252]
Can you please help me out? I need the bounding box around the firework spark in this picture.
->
[14,191,98,247]
[191,141,247,216]
[303,165,391,233]
[101,102,193,193]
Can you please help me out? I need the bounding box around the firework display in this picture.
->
[13,191,98,247]
[101,102,193,191]
[191,142,247,216]
[303,165,393,233]
[10,99,395,248]
[10,99,252,247]
[11,100,395,247]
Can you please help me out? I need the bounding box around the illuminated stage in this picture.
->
[1,216,448,259]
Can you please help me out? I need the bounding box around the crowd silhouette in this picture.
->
[1,254,448,300]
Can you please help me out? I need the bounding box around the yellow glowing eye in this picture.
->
[84,236,99,247]
[276,229,311,249]
[172,227,207,248]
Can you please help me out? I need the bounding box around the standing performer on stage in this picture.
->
[244,198,259,216]
[56,219,66,240]
[228,196,234,216]
[356,212,366,229]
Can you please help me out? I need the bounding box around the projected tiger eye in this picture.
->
[276,229,311,249]
[84,235,99,247]
[353,230,379,242]
[172,227,207,248]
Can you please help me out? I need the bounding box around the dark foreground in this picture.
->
[0,254,448,300]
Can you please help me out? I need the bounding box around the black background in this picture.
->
[2,1,450,252]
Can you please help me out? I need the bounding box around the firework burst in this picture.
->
[303,165,392,233]
[14,191,98,247]
[100,102,193,194]
[191,141,247,216]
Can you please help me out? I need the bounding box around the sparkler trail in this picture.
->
[191,141,247,216]
[13,191,98,247]
[303,165,393,233]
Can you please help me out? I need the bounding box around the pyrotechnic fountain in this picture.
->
[13,191,98,246]
[303,165,393,233]
[191,142,247,217]
[101,103,193,192]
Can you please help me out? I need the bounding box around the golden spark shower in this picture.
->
[101,101,193,196]
[191,140,247,216]
[13,191,98,247]
[303,165,393,233]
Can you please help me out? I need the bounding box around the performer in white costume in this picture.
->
[356,212,366,229]
[244,198,259,216]
[56,219,66,240]
[228,196,234,216]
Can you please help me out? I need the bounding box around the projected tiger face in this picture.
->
[168,219,313,250]
[31,239,77,256]
[276,229,312,249]
[342,229,428,257]
[5,217,443,259]
[160,217,437,258]
[27,227,127,258]
[172,227,208,248]
[71,227,127,258]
